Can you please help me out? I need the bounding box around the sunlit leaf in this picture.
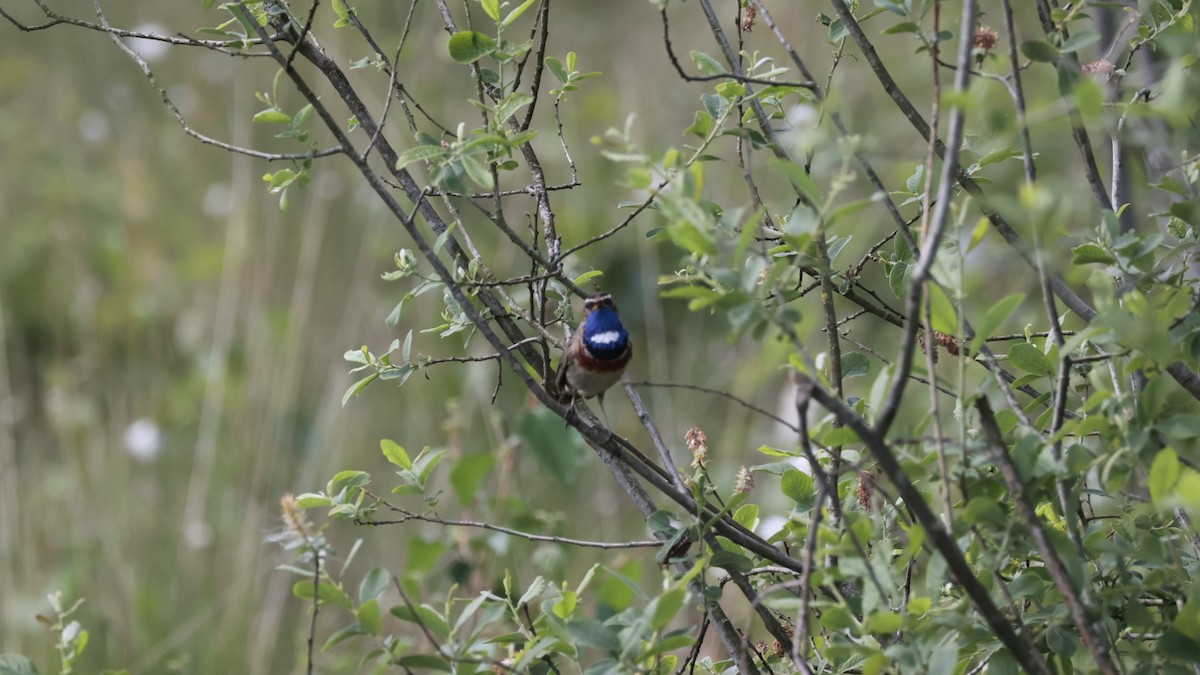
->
[447,31,497,64]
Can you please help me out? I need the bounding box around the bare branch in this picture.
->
[659,6,815,91]
[362,499,661,549]
[871,0,976,436]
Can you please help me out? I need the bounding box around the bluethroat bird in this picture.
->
[556,292,633,424]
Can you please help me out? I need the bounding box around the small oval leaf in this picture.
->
[448,31,497,64]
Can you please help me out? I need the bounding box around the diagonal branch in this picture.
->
[872,0,976,437]
[976,398,1118,675]
[805,377,1052,675]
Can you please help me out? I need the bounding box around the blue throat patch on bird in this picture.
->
[582,308,629,360]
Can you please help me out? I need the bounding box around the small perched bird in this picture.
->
[556,292,633,421]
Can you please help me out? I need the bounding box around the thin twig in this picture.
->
[976,398,1117,675]
[659,5,815,91]
[871,0,976,437]
[1111,88,1153,215]
[8,1,270,55]
[631,381,799,432]
[307,548,319,675]
[360,497,661,549]
[920,0,954,533]
[1032,0,1111,209]
[82,7,343,161]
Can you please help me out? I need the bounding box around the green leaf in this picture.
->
[709,550,754,573]
[406,536,446,574]
[685,110,713,138]
[1071,243,1115,265]
[402,329,413,362]
[545,56,568,83]
[505,129,538,146]
[862,611,903,633]
[460,155,494,190]
[519,407,587,485]
[988,649,1019,675]
[0,655,40,675]
[732,503,759,530]
[321,623,367,652]
[253,108,292,124]
[263,169,297,188]
[390,604,450,641]
[1168,201,1198,229]
[667,220,717,256]
[295,493,331,508]
[226,3,260,37]
[495,92,534,124]
[643,634,695,658]
[395,144,448,170]
[1175,598,1200,642]
[964,496,1006,526]
[972,293,1024,354]
[574,270,604,285]
[1159,416,1200,441]
[928,284,957,334]
[928,644,958,675]
[976,145,1023,169]
[1149,448,1181,505]
[501,0,538,27]
[480,0,500,21]
[1158,628,1200,663]
[517,576,547,608]
[715,81,746,99]
[359,568,390,605]
[553,590,577,619]
[769,158,821,206]
[328,470,370,496]
[293,580,354,611]
[447,31,497,64]
[568,618,620,653]
[1008,343,1053,378]
[397,655,452,672]
[757,445,798,458]
[819,605,857,631]
[1046,626,1078,657]
[690,50,725,75]
[1020,40,1060,62]
[1056,61,1081,98]
[381,439,412,470]
[780,468,815,507]
[874,0,905,15]
[413,446,446,484]
[1075,77,1104,120]
[1060,30,1099,54]
[820,427,859,447]
[968,216,989,252]
[357,599,382,636]
[462,132,508,151]
[450,453,496,505]
[882,21,919,35]
[648,588,687,630]
[889,260,912,298]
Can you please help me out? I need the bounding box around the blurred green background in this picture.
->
[2,1,1181,672]
[0,3,814,671]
